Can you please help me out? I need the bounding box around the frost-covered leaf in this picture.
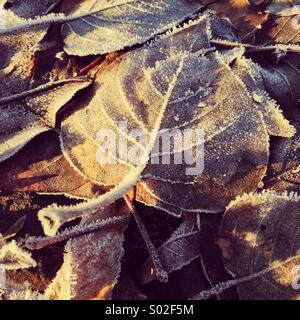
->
[0,0,300,302]
[4,0,204,56]
[258,17,300,46]
[236,1,300,17]
[0,19,49,98]
[219,190,300,300]
[55,15,294,218]
[0,240,37,270]
[224,52,294,137]
[0,278,46,300]
[136,218,201,284]
[207,0,300,52]
[60,0,204,56]
[0,78,91,163]
[247,2,300,53]
[259,54,300,119]
[0,0,63,97]
[45,206,129,300]
[266,121,300,192]
[248,2,300,118]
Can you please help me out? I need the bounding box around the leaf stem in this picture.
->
[25,214,129,250]
[192,253,300,300]
[0,78,91,105]
[124,195,168,283]
[210,39,300,53]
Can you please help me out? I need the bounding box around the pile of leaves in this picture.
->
[0,0,300,300]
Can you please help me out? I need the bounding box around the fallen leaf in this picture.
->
[0,0,62,97]
[266,120,300,192]
[259,53,300,119]
[44,205,129,300]
[61,0,204,56]
[0,78,92,163]
[1,0,300,301]
[0,18,49,97]
[55,15,294,219]
[2,286,46,300]
[136,218,201,284]
[3,0,205,56]
[219,190,300,300]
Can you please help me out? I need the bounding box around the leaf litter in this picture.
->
[0,0,300,300]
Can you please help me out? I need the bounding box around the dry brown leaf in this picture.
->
[1,0,300,302]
